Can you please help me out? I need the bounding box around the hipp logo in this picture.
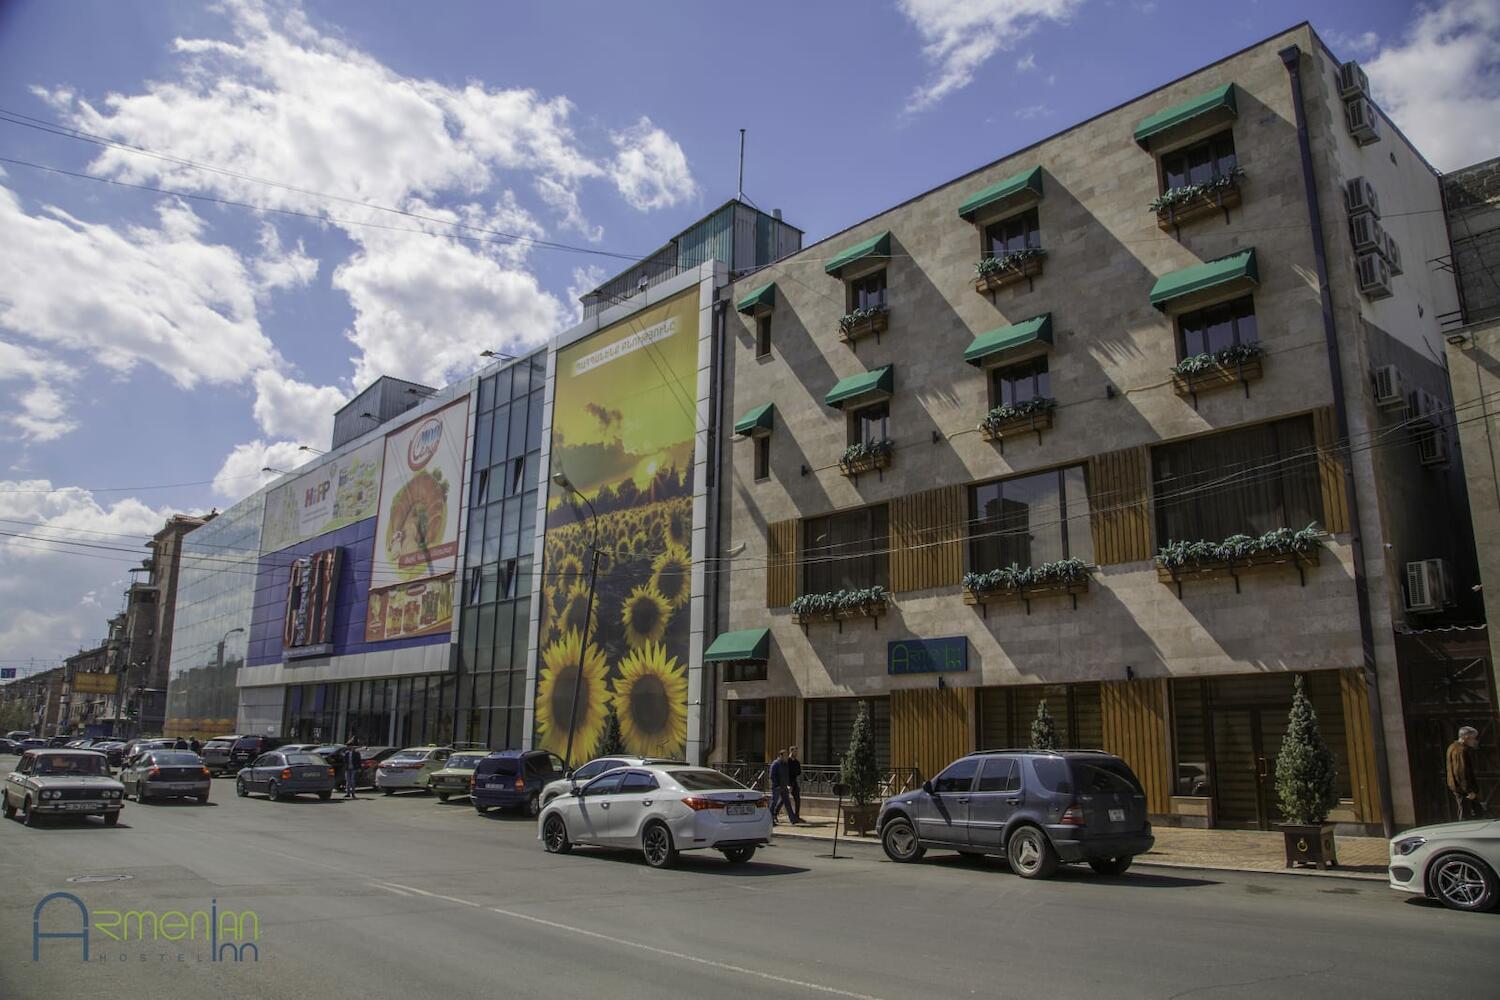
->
[407,417,443,471]
[33,892,260,963]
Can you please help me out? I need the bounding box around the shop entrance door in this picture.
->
[1211,707,1287,830]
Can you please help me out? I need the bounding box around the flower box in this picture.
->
[1172,355,1262,397]
[790,598,888,625]
[962,577,1089,606]
[979,406,1054,442]
[1154,545,1319,585]
[974,254,1045,295]
[839,450,892,477]
[838,308,889,344]
[1155,180,1243,231]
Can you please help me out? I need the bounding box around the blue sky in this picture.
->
[0,0,1495,668]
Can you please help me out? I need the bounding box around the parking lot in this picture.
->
[2,757,1499,1000]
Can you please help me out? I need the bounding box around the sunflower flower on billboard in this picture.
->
[613,641,689,757]
[535,629,610,758]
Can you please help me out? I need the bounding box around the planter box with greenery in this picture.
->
[978,396,1055,441]
[963,558,1090,607]
[1276,675,1341,870]
[1170,342,1264,397]
[838,304,889,343]
[1152,169,1245,230]
[841,702,882,836]
[974,247,1046,295]
[1155,524,1322,591]
[790,586,889,625]
[838,439,894,477]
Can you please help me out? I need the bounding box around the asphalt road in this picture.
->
[1,762,1496,1000]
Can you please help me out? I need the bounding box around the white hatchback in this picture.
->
[539,765,770,868]
[375,746,452,794]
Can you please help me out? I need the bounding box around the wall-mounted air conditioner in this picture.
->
[1417,428,1451,468]
[1383,232,1403,274]
[1372,364,1405,409]
[1339,61,1370,100]
[1350,213,1385,253]
[1357,252,1392,299]
[1405,558,1452,613]
[1345,97,1381,145]
[1344,176,1380,218]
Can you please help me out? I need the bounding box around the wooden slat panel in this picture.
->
[890,485,965,593]
[765,696,798,758]
[1088,446,1151,565]
[891,687,975,781]
[766,519,797,607]
[1100,679,1171,815]
[1312,406,1350,534]
[1339,668,1381,823]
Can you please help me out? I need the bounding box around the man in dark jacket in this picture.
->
[342,739,362,800]
[1448,726,1483,819]
[189,737,202,755]
[768,749,800,826]
[787,745,804,816]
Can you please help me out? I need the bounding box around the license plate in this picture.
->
[166,783,197,791]
[298,769,322,779]
[66,802,104,810]
[726,802,755,816]
[1108,808,1125,822]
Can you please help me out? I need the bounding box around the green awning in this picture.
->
[704,627,770,663]
[824,230,892,276]
[735,282,777,315]
[963,314,1054,367]
[825,365,894,408]
[1150,249,1259,311]
[734,402,775,437]
[1134,83,1237,147]
[957,166,1044,222]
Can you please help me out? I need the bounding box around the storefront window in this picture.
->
[729,700,767,763]
[805,697,890,769]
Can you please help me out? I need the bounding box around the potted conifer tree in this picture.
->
[1031,700,1060,750]
[840,703,882,836]
[590,706,626,760]
[1275,676,1340,869]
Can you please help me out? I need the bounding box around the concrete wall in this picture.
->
[1446,319,1500,692]
[1445,156,1500,325]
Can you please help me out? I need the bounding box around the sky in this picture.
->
[0,0,1496,673]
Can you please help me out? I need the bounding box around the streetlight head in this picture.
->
[725,541,747,557]
[552,471,572,490]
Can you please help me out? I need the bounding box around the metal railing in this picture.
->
[710,762,920,799]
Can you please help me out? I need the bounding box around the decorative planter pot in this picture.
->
[1155,546,1319,586]
[963,578,1089,605]
[1279,822,1338,870]
[974,255,1045,296]
[979,407,1054,442]
[843,803,879,836]
[1171,355,1263,397]
[839,451,893,477]
[838,311,889,344]
[791,598,888,626]
[1155,182,1243,231]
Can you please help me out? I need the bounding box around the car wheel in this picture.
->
[21,797,38,827]
[318,791,332,801]
[235,777,249,798]
[542,814,572,854]
[1006,826,1058,880]
[196,795,210,805]
[721,845,756,864]
[474,803,491,815]
[641,822,677,869]
[437,792,450,802]
[383,787,395,796]
[103,812,119,827]
[267,780,282,802]
[1089,856,1133,877]
[1,794,14,820]
[525,793,540,818]
[1429,852,1500,913]
[880,816,926,863]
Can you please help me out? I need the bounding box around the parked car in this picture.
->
[5,730,32,741]
[18,738,49,752]
[234,751,338,801]
[0,738,21,755]
[337,746,398,791]
[539,755,681,806]
[200,736,242,775]
[119,750,212,804]
[471,750,565,815]
[428,750,497,801]
[375,746,453,795]
[46,736,75,747]
[91,741,128,768]
[877,750,1155,879]
[1389,819,1500,912]
[540,765,771,868]
[2,749,125,826]
[225,735,291,775]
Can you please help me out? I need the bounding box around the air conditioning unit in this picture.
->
[1356,252,1393,299]
[1345,97,1382,145]
[1344,176,1381,217]
[1338,60,1369,99]
[1350,213,1385,253]
[1372,364,1405,409]
[1418,427,1451,468]
[1405,558,1453,613]
[1407,387,1445,428]
[1383,232,1403,274]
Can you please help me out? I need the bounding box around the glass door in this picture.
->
[1210,707,1284,829]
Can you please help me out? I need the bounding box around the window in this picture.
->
[726,659,768,683]
[728,700,766,762]
[805,697,890,769]
[1161,131,1237,190]
[849,401,889,448]
[582,772,624,797]
[573,758,624,781]
[976,756,1021,792]
[756,314,772,357]
[1151,415,1322,544]
[754,436,770,482]
[1178,295,1258,359]
[932,757,978,793]
[848,270,886,312]
[671,769,752,791]
[803,505,890,594]
[620,771,659,793]
[969,466,1094,572]
[991,357,1051,408]
[983,208,1041,258]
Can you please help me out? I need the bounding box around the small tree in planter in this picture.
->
[1274,676,1341,869]
[1031,699,1060,751]
[840,702,882,835]
[592,706,626,759]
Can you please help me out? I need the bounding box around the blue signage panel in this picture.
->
[888,636,968,675]
[0,668,15,678]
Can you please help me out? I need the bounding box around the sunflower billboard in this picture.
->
[365,396,469,642]
[535,287,699,762]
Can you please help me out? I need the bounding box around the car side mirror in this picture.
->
[570,786,583,797]
[564,769,574,780]
[922,780,935,796]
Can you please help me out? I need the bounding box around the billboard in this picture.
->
[283,548,339,657]
[260,438,383,554]
[70,672,120,695]
[535,286,699,762]
[365,396,469,641]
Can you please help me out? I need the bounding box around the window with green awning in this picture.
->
[1134,83,1237,148]
[735,283,777,315]
[824,231,892,276]
[734,403,775,437]
[825,366,894,409]
[704,627,770,663]
[963,314,1053,366]
[1150,250,1258,311]
[957,166,1044,222]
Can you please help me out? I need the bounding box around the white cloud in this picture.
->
[212,439,308,499]
[252,223,319,295]
[1328,29,1381,56]
[1014,103,1053,120]
[610,116,699,212]
[535,175,603,242]
[251,369,347,446]
[898,0,1083,111]
[565,264,609,327]
[0,340,78,442]
[1015,52,1037,72]
[1365,0,1500,171]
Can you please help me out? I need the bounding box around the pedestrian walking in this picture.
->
[342,738,362,799]
[769,748,801,826]
[1447,725,1484,819]
[189,737,201,755]
[787,744,803,816]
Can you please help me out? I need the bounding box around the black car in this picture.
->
[234,751,337,801]
[471,750,566,816]
[0,738,20,755]
[225,735,291,775]
[119,750,212,803]
[200,735,241,775]
[92,741,128,768]
[877,750,1154,879]
[46,736,74,747]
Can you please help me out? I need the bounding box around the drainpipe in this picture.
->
[1280,44,1395,837]
[702,297,729,764]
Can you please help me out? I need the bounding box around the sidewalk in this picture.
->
[772,819,1389,880]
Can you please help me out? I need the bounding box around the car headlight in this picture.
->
[1393,836,1426,856]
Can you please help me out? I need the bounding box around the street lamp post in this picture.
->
[552,470,600,770]
[218,627,246,670]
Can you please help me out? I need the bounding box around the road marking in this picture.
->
[369,882,413,896]
[488,905,886,1000]
[381,881,481,907]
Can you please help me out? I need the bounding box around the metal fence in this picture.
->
[710,762,920,799]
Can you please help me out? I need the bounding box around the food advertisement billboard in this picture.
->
[364,396,469,641]
[535,287,699,762]
[260,438,383,554]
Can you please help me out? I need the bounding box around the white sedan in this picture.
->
[539,765,770,868]
[375,746,452,794]
[538,754,680,806]
[1389,819,1500,912]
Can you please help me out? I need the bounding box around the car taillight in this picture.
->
[1059,805,1086,827]
[201,767,211,777]
[514,777,525,791]
[681,796,727,811]
[327,767,336,777]
[147,766,161,779]
[469,775,476,788]
[755,796,769,808]
[280,769,292,780]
